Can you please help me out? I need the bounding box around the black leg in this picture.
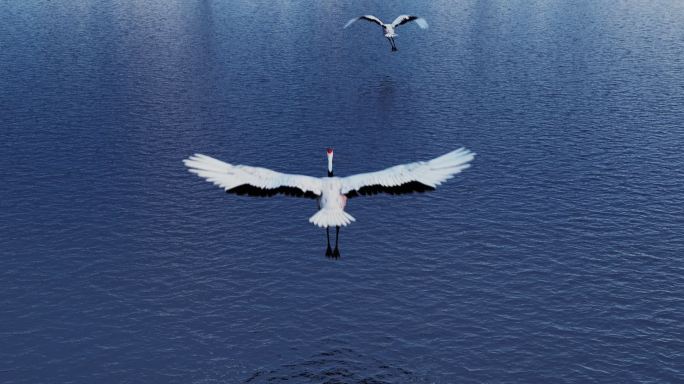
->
[332,226,340,257]
[326,227,333,256]
[391,38,398,51]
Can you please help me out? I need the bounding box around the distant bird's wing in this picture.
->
[184,154,322,199]
[344,15,384,29]
[391,15,428,29]
[340,148,474,198]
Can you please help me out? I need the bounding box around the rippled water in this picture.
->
[2,0,683,383]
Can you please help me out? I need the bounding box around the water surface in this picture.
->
[1,0,683,382]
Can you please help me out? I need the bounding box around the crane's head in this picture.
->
[326,148,334,176]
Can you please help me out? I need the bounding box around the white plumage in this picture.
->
[340,148,473,194]
[309,208,356,228]
[344,14,428,51]
[184,148,474,228]
[184,154,322,196]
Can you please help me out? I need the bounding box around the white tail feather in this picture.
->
[308,209,356,228]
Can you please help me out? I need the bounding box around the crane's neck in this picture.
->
[327,152,333,177]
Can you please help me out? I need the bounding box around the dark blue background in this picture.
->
[1,0,683,382]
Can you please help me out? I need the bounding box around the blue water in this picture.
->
[2,0,683,382]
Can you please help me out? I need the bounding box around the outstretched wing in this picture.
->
[391,15,428,29]
[184,154,322,199]
[341,148,474,198]
[344,15,384,29]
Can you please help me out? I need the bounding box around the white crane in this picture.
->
[184,148,474,257]
[344,15,429,51]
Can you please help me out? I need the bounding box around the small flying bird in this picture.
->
[344,14,429,51]
[184,148,474,258]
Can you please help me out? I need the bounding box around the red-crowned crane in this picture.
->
[184,148,474,258]
[344,15,428,51]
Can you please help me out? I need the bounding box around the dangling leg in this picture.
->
[332,226,340,257]
[391,38,398,52]
[326,227,333,256]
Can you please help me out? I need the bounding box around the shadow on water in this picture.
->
[243,348,417,384]
[377,76,397,111]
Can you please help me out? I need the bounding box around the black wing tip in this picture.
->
[395,15,426,27]
[345,181,435,198]
[360,15,383,25]
[227,185,318,199]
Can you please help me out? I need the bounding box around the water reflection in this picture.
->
[377,76,397,110]
[243,347,417,384]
